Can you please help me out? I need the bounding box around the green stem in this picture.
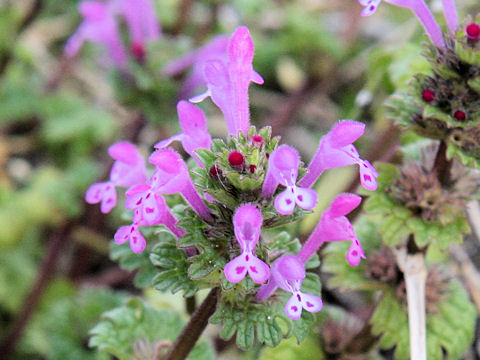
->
[165,288,219,360]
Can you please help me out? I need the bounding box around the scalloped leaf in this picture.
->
[110,241,157,288]
[370,280,476,360]
[150,232,198,297]
[89,298,214,360]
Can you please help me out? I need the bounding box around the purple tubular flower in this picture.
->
[163,35,229,98]
[149,149,213,222]
[297,193,365,266]
[262,145,317,215]
[190,26,264,136]
[64,1,127,67]
[299,121,378,192]
[441,0,458,34]
[154,101,212,167]
[272,255,323,320]
[114,223,146,253]
[85,142,147,213]
[224,205,270,284]
[125,184,185,238]
[116,0,161,48]
[359,0,446,49]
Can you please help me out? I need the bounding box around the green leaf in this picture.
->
[110,240,157,288]
[258,333,325,360]
[23,287,125,360]
[150,232,198,297]
[89,298,214,360]
[370,279,476,360]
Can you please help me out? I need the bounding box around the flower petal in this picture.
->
[294,187,317,210]
[247,255,270,284]
[125,184,150,209]
[359,160,378,191]
[154,133,184,149]
[100,184,117,213]
[85,182,109,204]
[346,239,366,266]
[361,0,381,16]
[224,255,248,283]
[142,191,161,224]
[114,225,131,245]
[328,193,362,217]
[325,120,365,148]
[129,228,146,253]
[300,292,323,313]
[285,294,303,320]
[274,189,296,215]
[233,204,262,246]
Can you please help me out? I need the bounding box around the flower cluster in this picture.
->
[86,26,377,320]
[65,0,160,66]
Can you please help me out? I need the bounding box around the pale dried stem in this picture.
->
[395,248,427,360]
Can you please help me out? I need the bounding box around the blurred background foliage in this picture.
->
[1,0,480,359]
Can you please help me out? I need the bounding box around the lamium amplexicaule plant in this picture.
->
[70,0,480,359]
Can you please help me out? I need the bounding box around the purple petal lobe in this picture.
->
[274,189,297,215]
[224,255,248,283]
[285,294,303,320]
[294,187,317,210]
[300,293,323,313]
[247,255,270,284]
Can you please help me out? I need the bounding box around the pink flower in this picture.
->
[149,149,213,222]
[358,0,445,48]
[271,255,323,320]
[299,121,378,192]
[262,145,317,215]
[163,35,229,98]
[224,205,270,284]
[114,223,146,253]
[65,1,127,66]
[125,184,185,238]
[85,142,147,213]
[190,26,264,136]
[297,193,365,266]
[65,0,160,66]
[115,0,161,57]
[154,101,212,167]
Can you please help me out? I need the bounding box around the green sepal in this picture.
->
[225,171,265,191]
[454,40,480,66]
[195,149,217,169]
[467,77,480,95]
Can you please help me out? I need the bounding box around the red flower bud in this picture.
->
[421,89,435,103]
[453,110,466,121]
[466,23,480,40]
[228,151,245,168]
